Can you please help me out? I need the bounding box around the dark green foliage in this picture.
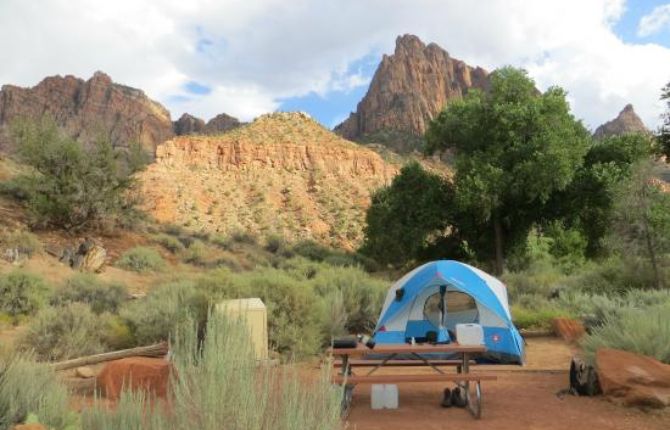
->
[547,133,653,255]
[608,161,670,288]
[361,161,454,267]
[50,274,127,314]
[659,82,670,158]
[425,67,590,273]
[0,271,48,317]
[8,117,146,231]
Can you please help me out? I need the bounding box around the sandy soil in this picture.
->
[343,338,670,430]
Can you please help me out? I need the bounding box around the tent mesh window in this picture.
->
[423,291,478,328]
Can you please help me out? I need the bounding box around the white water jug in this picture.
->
[456,323,484,345]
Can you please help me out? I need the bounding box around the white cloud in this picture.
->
[638,4,670,37]
[0,0,669,130]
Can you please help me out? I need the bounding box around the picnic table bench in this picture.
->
[328,343,496,419]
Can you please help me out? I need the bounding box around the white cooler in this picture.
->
[455,323,484,345]
[371,384,399,409]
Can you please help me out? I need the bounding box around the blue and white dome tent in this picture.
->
[372,260,525,364]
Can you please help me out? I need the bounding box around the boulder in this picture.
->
[552,318,586,342]
[596,348,670,408]
[75,366,95,378]
[62,238,107,272]
[96,357,171,400]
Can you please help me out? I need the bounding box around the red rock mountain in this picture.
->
[173,112,242,136]
[0,72,173,154]
[335,34,489,151]
[593,104,649,139]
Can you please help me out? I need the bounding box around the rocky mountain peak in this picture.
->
[334,34,489,152]
[173,112,242,136]
[0,72,173,154]
[593,104,649,139]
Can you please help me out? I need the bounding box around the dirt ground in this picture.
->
[343,338,670,430]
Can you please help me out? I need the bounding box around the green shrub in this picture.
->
[0,271,49,317]
[19,303,106,361]
[581,304,670,365]
[116,247,165,273]
[0,354,75,430]
[180,240,208,266]
[0,229,42,258]
[152,233,184,253]
[230,230,257,245]
[511,304,569,330]
[10,117,146,232]
[121,281,208,345]
[82,314,341,430]
[51,274,127,314]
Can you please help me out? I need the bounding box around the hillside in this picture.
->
[139,112,398,249]
[335,34,489,152]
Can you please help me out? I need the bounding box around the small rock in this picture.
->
[75,366,95,379]
[552,318,585,342]
[13,424,47,430]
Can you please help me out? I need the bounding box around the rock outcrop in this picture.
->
[335,34,489,151]
[140,112,397,249]
[0,72,173,154]
[204,113,242,134]
[593,104,649,139]
[173,112,242,136]
[173,113,206,136]
[597,348,670,408]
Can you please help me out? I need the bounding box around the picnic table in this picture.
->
[328,342,496,419]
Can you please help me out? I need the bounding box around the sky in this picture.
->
[1,0,670,132]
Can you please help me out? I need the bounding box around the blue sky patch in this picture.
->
[184,80,212,95]
[278,53,380,129]
[614,1,670,46]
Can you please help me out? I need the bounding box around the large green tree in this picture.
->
[659,82,670,158]
[609,161,670,289]
[9,117,147,231]
[546,133,652,255]
[426,67,590,274]
[360,162,454,267]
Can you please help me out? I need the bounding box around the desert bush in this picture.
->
[511,303,569,330]
[82,313,341,430]
[116,246,165,273]
[581,303,670,365]
[19,303,106,361]
[311,265,387,334]
[502,261,566,301]
[180,240,208,266]
[0,354,75,430]
[0,270,49,318]
[121,281,208,345]
[152,233,184,253]
[230,230,257,245]
[0,229,42,258]
[50,274,127,314]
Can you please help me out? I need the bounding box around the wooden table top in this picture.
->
[328,342,486,357]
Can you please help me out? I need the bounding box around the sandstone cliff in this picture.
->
[335,34,489,151]
[173,112,242,136]
[593,104,649,139]
[0,72,173,154]
[140,112,397,249]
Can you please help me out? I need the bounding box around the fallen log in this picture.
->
[50,342,168,372]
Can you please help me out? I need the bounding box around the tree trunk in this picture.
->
[493,214,504,276]
[643,215,662,289]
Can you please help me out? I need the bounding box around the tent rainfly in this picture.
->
[372,260,525,364]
